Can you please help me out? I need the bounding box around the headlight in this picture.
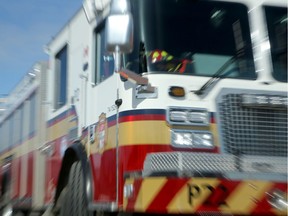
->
[171,130,214,148]
[187,111,209,124]
[168,107,209,126]
[170,110,187,122]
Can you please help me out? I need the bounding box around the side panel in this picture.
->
[45,9,90,205]
[90,150,117,201]
[89,75,118,203]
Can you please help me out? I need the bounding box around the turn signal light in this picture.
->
[169,86,185,97]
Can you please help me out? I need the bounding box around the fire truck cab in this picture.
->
[0,0,287,215]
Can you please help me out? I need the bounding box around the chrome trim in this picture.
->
[217,89,288,157]
[88,202,118,211]
[167,106,209,126]
[267,189,288,211]
[135,85,158,99]
[143,152,236,177]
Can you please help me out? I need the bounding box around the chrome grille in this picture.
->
[143,153,236,177]
[218,93,287,157]
[242,155,287,173]
[142,153,287,178]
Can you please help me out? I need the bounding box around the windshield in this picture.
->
[264,6,287,82]
[125,0,256,79]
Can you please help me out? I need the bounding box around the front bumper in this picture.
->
[123,152,287,215]
[124,177,287,215]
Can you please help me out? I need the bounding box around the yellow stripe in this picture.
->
[90,121,219,154]
[0,136,38,163]
[210,124,219,147]
[1,114,77,162]
[90,125,117,154]
[134,178,167,211]
[119,121,218,147]
[220,180,273,215]
[47,118,73,141]
[167,178,220,213]
[119,121,170,145]
[20,136,37,155]
[0,113,76,162]
[107,125,116,149]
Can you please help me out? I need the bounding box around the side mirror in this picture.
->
[83,0,110,23]
[105,0,133,71]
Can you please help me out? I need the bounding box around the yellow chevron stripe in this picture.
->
[220,180,274,215]
[134,178,167,211]
[167,178,220,213]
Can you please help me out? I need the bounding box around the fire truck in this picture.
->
[0,0,287,215]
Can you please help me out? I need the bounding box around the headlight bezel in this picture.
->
[167,107,210,126]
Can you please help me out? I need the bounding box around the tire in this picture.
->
[59,161,90,216]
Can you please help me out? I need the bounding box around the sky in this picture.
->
[0,1,82,96]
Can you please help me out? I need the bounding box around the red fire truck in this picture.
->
[0,0,287,215]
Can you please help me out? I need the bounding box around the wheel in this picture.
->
[59,161,91,216]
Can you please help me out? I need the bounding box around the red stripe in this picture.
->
[147,179,189,213]
[119,114,165,123]
[210,116,216,124]
[11,157,21,198]
[26,152,34,197]
[47,114,67,127]
[108,119,117,127]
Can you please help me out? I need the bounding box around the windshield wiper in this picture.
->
[193,56,237,96]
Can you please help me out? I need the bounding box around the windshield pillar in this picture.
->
[248,5,276,84]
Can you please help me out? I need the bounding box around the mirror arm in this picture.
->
[114,46,121,72]
[119,69,155,93]
[118,69,148,85]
